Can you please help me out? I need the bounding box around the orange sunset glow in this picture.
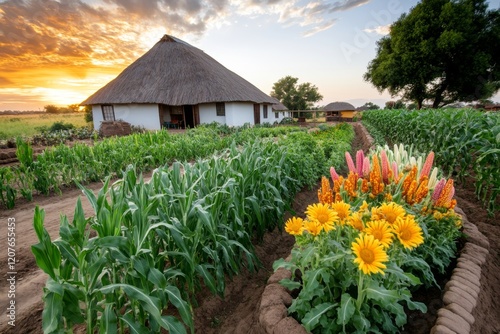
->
[2,0,499,111]
[0,0,215,110]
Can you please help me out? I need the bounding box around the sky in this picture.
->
[0,0,499,111]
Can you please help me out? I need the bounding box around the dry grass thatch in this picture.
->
[323,101,356,111]
[82,35,278,106]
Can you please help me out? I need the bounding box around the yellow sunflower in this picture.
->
[348,212,364,231]
[393,215,424,249]
[351,233,389,275]
[305,203,338,232]
[331,201,351,224]
[284,217,304,236]
[374,202,406,224]
[359,200,369,214]
[303,219,323,237]
[364,220,393,248]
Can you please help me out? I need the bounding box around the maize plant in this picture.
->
[32,124,354,333]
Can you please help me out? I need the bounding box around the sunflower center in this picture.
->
[360,248,375,264]
[372,230,383,241]
[384,212,396,224]
[400,229,411,240]
[317,212,329,224]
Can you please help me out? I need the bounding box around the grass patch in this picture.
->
[0,113,87,139]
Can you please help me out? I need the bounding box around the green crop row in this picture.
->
[1,124,309,209]
[362,108,500,214]
[32,124,354,333]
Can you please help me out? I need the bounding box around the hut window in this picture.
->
[263,105,268,119]
[275,112,279,118]
[101,105,115,121]
[216,103,225,116]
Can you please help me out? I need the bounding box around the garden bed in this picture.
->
[255,122,491,334]
[258,206,489,334]
[0,123,498,333]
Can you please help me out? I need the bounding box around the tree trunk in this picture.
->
[417,99,423,110]
[432,83,447,109]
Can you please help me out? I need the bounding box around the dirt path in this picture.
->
[0,183,103,333]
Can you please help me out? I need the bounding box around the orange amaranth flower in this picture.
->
[333,176,344,194]
[402,166,420,204]
[370,155,384,196]
[344,171,358,199]
[414,177,429,204]
[405,179,418,205]
[318,176,334,205]
[434,179,455,209]
[361,179,369,193]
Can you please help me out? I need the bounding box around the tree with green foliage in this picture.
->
[44,104,60,113]
[83,106,93,123]
[364,0,500,109]
[270,76,323,114]
[67,104,81,113]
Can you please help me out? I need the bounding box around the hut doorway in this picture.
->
[253,104,260,125]
[184,105,195,129]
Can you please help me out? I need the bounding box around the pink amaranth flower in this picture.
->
[345,152,356,174]
[420,151,434,181]
[362,157,370,178]
[380,150,390,184]
[356,150,364,176]
[330,167,340,181]
[431,178,446,204]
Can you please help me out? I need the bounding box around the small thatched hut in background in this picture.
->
[81,35,286,130]
[323,102,357,121]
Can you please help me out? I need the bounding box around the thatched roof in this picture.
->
[323,102,356,111]
[82,35,278,106]
[272,102,288,111]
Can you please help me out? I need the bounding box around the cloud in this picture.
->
[363,25,391,35]
[0,0,373,110]
[327,0,371,13]
[243,0,371,36]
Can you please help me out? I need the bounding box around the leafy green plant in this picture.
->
[0,167,16,208]
[363,108,500,214]
[31,123,356,332]
[32,179,193,334]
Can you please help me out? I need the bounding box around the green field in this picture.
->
[0,112,88,139]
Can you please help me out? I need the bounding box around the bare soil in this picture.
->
[0,128,499,334]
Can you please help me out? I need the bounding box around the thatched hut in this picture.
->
[323,102,357,120]
[81,35,284,130]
